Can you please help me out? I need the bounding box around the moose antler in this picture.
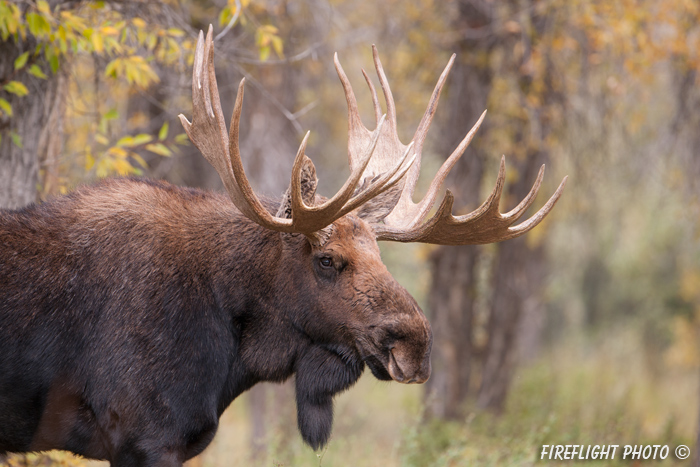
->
[181,26,566,247]
[179,26,416,245]
[335,46,567,245]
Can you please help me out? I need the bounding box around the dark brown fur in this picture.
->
[0,177,431,466]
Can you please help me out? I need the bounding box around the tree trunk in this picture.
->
[423,0,496,420]
[476,0,556,410]
[476,155,547,411]
[0,39,64,209]
[427,0,559,416]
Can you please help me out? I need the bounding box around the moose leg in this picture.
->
[294,345,364,450]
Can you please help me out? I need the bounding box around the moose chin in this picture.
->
[0,25,566,467]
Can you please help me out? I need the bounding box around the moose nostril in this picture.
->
[407,378,417,384]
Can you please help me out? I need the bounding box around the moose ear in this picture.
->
[276,155,318,219]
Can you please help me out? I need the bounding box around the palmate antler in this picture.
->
[335,46,568,245]
[179,26,416,245]
[180,26,567,247]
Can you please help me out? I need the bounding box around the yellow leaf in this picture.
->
[4,81,29,97]
[0,98,13,116]
[37,0,51,15]
[132,133,152,146]
[14,52,29,70]
[109,146,128,158]
[131,153,148,168]
[116,136,133,147]
[101,26,118,36]
[113,158,133,175]
[259,45,270,62]
[85,152,95,170]
[145,143,172,157]
[95,134,109,145]
[92,32,104,53]
[271,36,284,58]
[158,121,169,140]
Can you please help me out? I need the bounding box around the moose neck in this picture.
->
[210,221,365,449]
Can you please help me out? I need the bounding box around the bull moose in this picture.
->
[0,26,566,466]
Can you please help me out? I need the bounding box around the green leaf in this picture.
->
[26,12,50,38]
[48,51,59,73]
[132,133,152,146]
[115,136,132,147]
[158,122,169,141]
[0,98,13,116]
[174,133,189,144]
[145,143,172,157]
[104,59,118,77]
[103,108,119,121]
[10,131,22,149]
[28,64,47,79]
[117,134,152,148]
[4,81,28,97]
[219,8,232,27]
[14,52,29,70]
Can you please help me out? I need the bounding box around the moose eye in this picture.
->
[319,257,333,269]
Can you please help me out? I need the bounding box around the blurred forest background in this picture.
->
[1,0,699,465]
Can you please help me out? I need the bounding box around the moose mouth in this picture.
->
[363,349,424,383]
[363,354,393,381]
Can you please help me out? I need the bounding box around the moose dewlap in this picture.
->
[0,26,565,466]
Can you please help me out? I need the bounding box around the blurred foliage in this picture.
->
[0,0,287,195]
[0,0,193,187]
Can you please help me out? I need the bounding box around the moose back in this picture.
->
[0,26,565,466]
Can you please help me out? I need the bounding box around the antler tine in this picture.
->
[506,175,568,235]
[180,27,293,232]
[372,45,397,129]
[406,54,456,197]
[502,163,544,221]
[227,76,289,229]
[179,29,230,178]
[180,26,255,220]
[362,68,382,125]
[334,53,372,171]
